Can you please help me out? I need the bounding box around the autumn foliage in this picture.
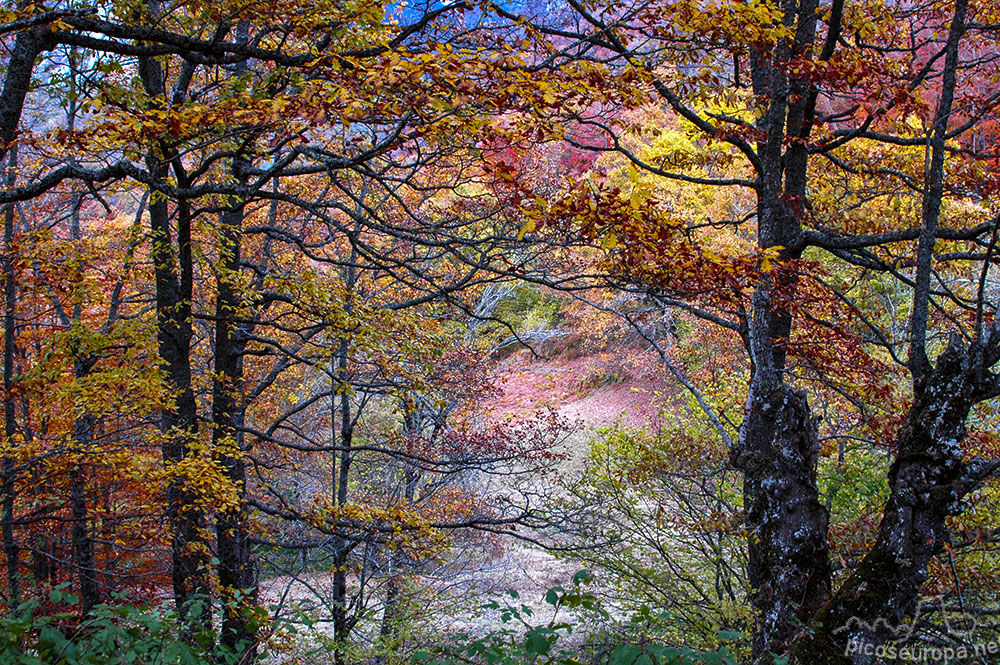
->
[3,1,1000,664]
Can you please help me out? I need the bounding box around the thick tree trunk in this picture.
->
[738,1,834,657]
[737,383,831,658]
[790,335,1000,663]
[67,426,98,614]
[0,26,49,167]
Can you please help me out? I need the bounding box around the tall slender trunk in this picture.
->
[1,145,19,606]
[331,239,358,665]
[68,200,99,613]
[139,48,211,625]
[147,177,211,627]
[214,156,257,658]
[377,575,402,654]
[69,382,100,614]
[215,24,258,656]
[380,578,401,635]
[908,0,968,378]
[60,46,101,617]
[332,335,355,665]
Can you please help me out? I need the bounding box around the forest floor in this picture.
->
[261,344,668,656]
[423,346,667,635]
[492,348,664,432]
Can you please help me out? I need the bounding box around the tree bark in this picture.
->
[790,335,1000,663]
[908,0,968,378]
[326,219,361,664]
[69,387,101,614]
[737,1,833,657]
[147,173,212,629]
[214,156,258,658]
[63,50,101,617]
[139,43,211,624]
[737,386,831,658]
[215,23,259,656]
[1,144,19,606]
[0,26,49,167]
[332,333,356,665]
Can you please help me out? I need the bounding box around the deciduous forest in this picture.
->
[2,0,1000,664]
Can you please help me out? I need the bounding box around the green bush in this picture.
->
[556,426,749,655]
[0,586,244,665]
[412,573,740,665]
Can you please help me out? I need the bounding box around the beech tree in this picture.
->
[230,160,571,662]
[3,2,569,662]
[6,0,1000,663]
[497,0,1000,662]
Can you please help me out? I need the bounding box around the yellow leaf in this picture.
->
[630,188,643,211]
[517,218,536,241]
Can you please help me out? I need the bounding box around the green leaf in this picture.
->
[525,629,551,656]
[611,644,643,665]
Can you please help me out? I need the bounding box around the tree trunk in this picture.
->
[69,395,100,614]
[327,337,355,661]
[214,159,258,658]
[63,50,101,617]
[1,146,19,606]
[376,462,420,658]
[737,385,831,658]
[0,25,49,167]
[138,0,215,634]
[332,335,355,665]
[329,226,359,665]
[378,575,402,651]
[738,1,833,655]
[789,335,999,663]
[148,181,211,629]
[138,69,211,626]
